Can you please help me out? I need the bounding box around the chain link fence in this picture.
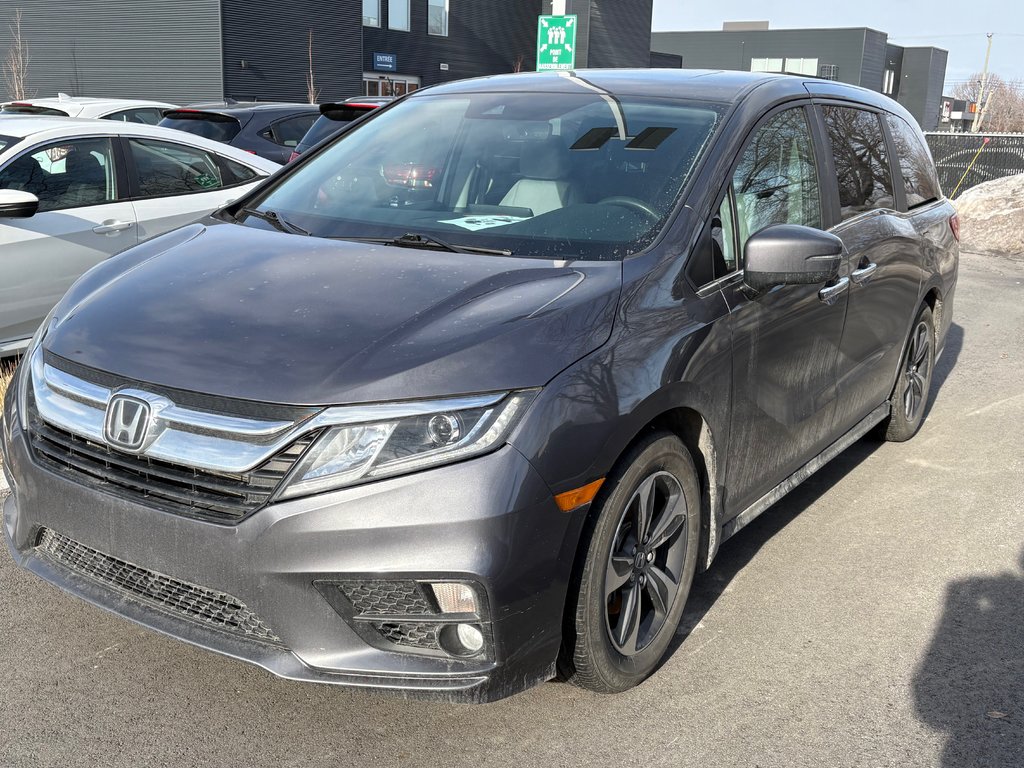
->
[925,132,1024,198]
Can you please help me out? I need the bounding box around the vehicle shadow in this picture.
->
[664,435,881,658]
[924,321,964,421]
[912,549,1024,766]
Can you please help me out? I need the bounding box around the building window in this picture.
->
[750,58,784,73]
[883,69,896,95]
[784,58,819,76]
[428,0,448,36]
[388,0,410,31]
[362,0,379,27]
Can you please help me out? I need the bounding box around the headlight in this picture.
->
[15,311,57,431]
[279,390,537,499]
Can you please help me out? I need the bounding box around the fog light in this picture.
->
[430,582,478,614]
[456,623,484,654]
[439,622,485,657]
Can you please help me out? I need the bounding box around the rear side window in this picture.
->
[821,106,895,221]
[732,107,821,254]
[885,114,942,208]
[159,113,242,143]
[128,138,228,197]
[261,114,318,147]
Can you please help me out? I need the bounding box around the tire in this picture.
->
[878,305,935,442]
[562,432,701,693]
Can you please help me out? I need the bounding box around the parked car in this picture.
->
[1,70,958,702]
[0,117,278,356]
[288,98,391,162]
[159,102,319,164]
[1,94,175,124]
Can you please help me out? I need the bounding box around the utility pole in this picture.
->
[971,33,993,133]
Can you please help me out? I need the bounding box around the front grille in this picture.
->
[337,580,436,616]
[374,622,442,650]
[28,416,315,524]
[36,528,281,645]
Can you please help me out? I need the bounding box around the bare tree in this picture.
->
[952,72,1024,133]
[513,54,525,73]
[306,30,320,104]
[3,9,31,101]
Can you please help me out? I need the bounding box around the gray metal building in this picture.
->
[0,1,654,105]
[651,25,948,130]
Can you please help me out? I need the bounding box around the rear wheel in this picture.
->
[879,305,935,442]
[562,432,701,693]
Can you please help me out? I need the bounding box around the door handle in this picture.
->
[851,262,878,285]
[93,220,133,234]
[818,277,850,305]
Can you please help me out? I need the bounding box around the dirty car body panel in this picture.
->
[1,70,958,701]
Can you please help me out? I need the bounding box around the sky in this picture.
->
[651,0,1023,92]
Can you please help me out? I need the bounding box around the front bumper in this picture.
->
[2,412,581,703]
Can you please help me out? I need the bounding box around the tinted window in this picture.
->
[246,92,722,261]
[732,107,821,252]
[0,138,116,211]
[220,156,259,186]
[129,138,227,197]
[263,114,317,147]
[822,106,895,221]
[0,134,19,154]
[886,114,942,208]
[104,108,163,125]
[0,104,69,116]
[159,113,241,143]
[296,116,348,152]
[689,192,738,287]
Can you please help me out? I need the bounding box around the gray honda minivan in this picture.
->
[1,70,958,702]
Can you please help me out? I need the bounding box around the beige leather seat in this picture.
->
[500,137,579,215]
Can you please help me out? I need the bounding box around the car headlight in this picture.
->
[279,390,537,499]
[15,311,57,432]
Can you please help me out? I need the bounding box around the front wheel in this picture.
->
[562,432,701,693]
[878,305,935,442]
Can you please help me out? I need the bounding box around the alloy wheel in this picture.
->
[903,320,932,422]
[604,470,688,656]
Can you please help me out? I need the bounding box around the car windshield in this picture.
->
[159,113,242,142]
[245,90,723,260]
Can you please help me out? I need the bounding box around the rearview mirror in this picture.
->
[743,224,843,292]
[0,189,39,219]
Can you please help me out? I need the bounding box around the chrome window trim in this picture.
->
[29,347,507,475]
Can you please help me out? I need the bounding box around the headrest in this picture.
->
[65,150,104,178]
[519,137,570,181]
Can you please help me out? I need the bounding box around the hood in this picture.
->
[45,220,621,405]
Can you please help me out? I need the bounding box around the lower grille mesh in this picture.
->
[36,529,281,645]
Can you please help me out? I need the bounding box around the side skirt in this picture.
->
[719,403,889,543]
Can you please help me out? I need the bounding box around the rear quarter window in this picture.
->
[885,114,942,208]
[821,106,896,221]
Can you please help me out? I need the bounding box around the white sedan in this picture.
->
[0,117,279,355]
[1,94,176,124]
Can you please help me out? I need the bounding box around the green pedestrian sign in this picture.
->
[536,15,577,71]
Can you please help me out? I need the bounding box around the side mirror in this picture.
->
[0,189,39,219]
[743,224,843,292]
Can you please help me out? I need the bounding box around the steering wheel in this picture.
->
[597,196,661,223]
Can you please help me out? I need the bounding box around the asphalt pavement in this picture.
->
[1,251,1022,768]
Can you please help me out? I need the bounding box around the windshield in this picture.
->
[1,104,69,116]
[159,113,242,142]
[246,90,722,260]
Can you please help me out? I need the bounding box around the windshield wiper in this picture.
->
[237,207,310,236]
[338,232,513,256]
